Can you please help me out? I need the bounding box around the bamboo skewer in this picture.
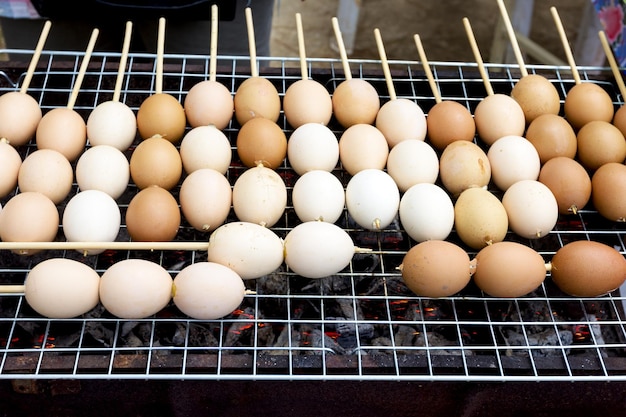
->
[296,13,308,80]
[374,28,396,101]
[67,28,99,110]
[550,6,580,85]
[21,20,51,94]
[112,21,133,103]
[599,30,626,99]
[414,33,441,103]
[155,17,166,94]
[496,0,528,77]
[209,4,219,83]
[0,241,211,252]
[245,7,258,78]
[332,16,352,81]
[463,17,494,96]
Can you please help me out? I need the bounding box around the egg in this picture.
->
[386,139,438,192]
[75,145,130,200]
[179,168,231,232]
[510,74,561,124]
[292,170,345,223]
[207,221,284,279]
[86,100,137,151]
[331,79,380,128]
[0,139,22,198]
[612,104,626,137]
[426,100,476,151]
[236,117,287,169]
[18,148,73,204]
[283,220,355,279]
[136,93,186,143]
[179,125,232,175]
[287,123,339,175]
[502,180,558,239]
[232,165,287,227]
[550,240,626,297]
[0,191,59,255]
[576,121,626,171]
[184,80,234,130]
[129,135,182,190]
[525,114,577,164]
[564,82,614,130]
[339,124,388,176]
[473,94,525,146]
[399,240,472,297]
[439,140,491,196]
[454,187,508,250]
[35,108,86,162]
[62,190,121,255]
[173,262,245,319]
[24,258,100,318]
[99,259,173,319]
[538,156,591,215]
[0,91,42,147]
[345,169,399,231]
[399,183,454,242]
[487,135,540,191]
[591,162,626,222]
[375,98,427,147]
[233,77,281,125]
[473,241,547,297]
[125,185,180,242]
[283,79,332,128]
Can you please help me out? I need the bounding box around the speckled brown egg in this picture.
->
[136,93,186,144]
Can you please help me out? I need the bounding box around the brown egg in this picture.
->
[576,120,626,171]
[129,136,182,190]
[283,79,332,128]
[510,74,561,124]
[564,83,614,130]
[400,240,472,297]
[0,91,42,146]
[474,93,525,146]
[35,108,86,162]
[184,80,234,130]
[439,141,491,196]
[473,241,547,297]
[426,100,475,151]
[18,148,73,204]
[591,162,626,222]
[338,123,388,175]
[125,185,180,242]
[538,156,591,215]
[0,139,22,198]
[236,117,287,169]
[331,79,380,128]
[612,105,626,137]
[233,77,281,126]
[525,114,577,164]
[136,93,186,143]
[454,187,508,250]
[0,191,59,255]
[550,240,626,297]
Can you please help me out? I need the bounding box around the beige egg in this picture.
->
[474,94,525,146]
[386,139,439,192]
[564,82,614,130]
[426,100,476,151]
[488,135,540,192]
[0,91,42,146]
[136,93,186,143]
[0,139,22,198]
[232,165,287,227]
[331,79,380,128]
[87,100,137,151]
[184,80,234,130]
[454,187,508,250]
[439,141,491,197]
[179,168,232,232]
[525,114,577,164]
[125,185,180,242]
[36,108,87,162]
[283,79,332,128]
[375,98,427,147]
[179,125,232,175]
[576,121,626,171]
[75,145,130,200]
[502,180,558,239]
[510,74,561,124]
[233,77,281,125]
[339,124,388,176]
[129,135,182,190]
[18,148,73,204]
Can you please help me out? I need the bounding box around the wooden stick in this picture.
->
[463,17,494,96]
[496,0,527,77]
[245,7,258,78]
[209,4,219,82]
[112,21,132,103]
[0,241,210,252]
[156,17,165,94]
[67,28,99,110]
[374,28,396,101]
[414,33,441,103]
[21,20,51,94]
[598,30,626,99]
[296,13,308,80]
[550,6,580,84]
[332,17,352,81]
[0,285,25,294]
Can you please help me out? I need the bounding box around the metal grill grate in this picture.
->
[0,50,625,381]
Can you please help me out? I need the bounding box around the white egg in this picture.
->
[99,259,173,319]
[488,135,540,191]
[386,139,439,192]
[399,183,454,242]
[287,123,339,175]
[208,221,284,279]
[173,262,245,319]
[502,179,558,239]
[179,125,232,175]
[345,169,400,230]
[25,258,100,318]
[179,168,232,232]
[87,100,137,151]
[292,170,345,223]
[62,190,121,255]
[283,221,355,278]
[75,145,130,200]
[339,124,389,175]
[375,98,427,147]
[232,165,287,227]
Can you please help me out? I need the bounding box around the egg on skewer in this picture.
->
[598,29,626,138]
